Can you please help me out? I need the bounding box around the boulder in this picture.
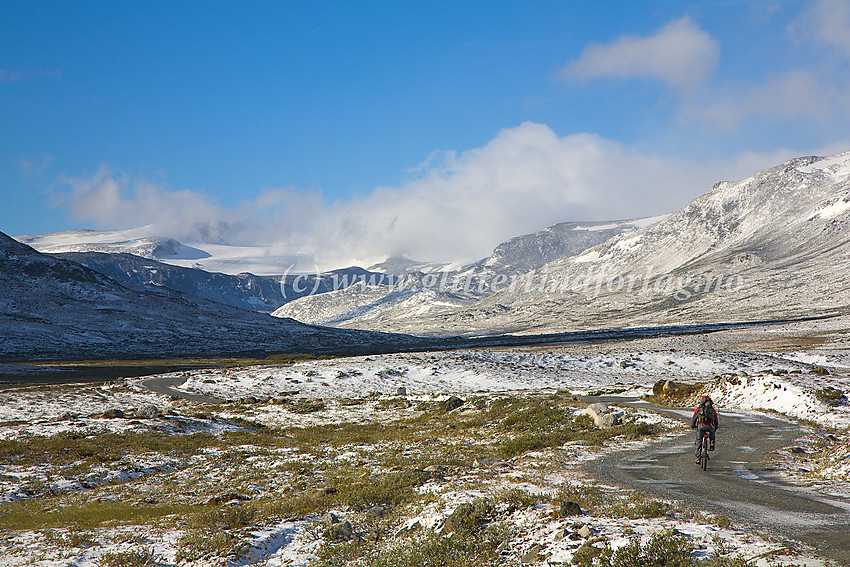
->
[558,500,583,517]
[135,404,161,419]
[324,520,362,543]
[102,408,125,419]
[577,524,594,539]
[443,396,464,412]
[579,403,622,429]
[365,505,390,519]
[521,544,543,564]
[396,386,407,396]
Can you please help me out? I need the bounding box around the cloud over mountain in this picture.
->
[50,124,844,270]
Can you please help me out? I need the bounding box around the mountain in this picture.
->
[51,252,394,313]
[0,232,417,361]
[272,216,662,328]
[430,151,850,334]
[276,152,850,335]
[17,228,310,275]
[481,217,666,273]
[17,229,211,261]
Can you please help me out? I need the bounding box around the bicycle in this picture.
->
[698,432,710,470]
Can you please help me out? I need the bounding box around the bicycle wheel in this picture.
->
[700,436,709,470]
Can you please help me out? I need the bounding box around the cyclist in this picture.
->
[691,395,719,464]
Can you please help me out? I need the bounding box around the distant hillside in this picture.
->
[273,217,660,328]
[277,152,850,335]
[0,232,416,361]
[53,252,393,312]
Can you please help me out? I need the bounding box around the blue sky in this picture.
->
[3,1,850,267]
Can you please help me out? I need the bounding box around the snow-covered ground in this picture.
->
[0,346,846,566]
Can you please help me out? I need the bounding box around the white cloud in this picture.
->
[50,125,847,270]
[683,70,841,131]
[792,0,850,56]
[559,17,719,91]
[51,165,321,246]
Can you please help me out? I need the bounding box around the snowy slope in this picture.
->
[17,228,309,275]
[354,152,850,335]
[274,217,663,328]
[0,232,418,361]
[53,252,393,313]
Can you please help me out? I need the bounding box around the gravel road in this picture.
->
[586,398,850,564]
[141,375,224,404]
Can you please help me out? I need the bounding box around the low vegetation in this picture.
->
[0,386,799,565]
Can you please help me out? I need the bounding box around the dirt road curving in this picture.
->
[586,398,850,564]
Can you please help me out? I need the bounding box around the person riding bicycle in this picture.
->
[691,395,719,464]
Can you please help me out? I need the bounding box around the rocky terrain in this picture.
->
[0,322,847,566]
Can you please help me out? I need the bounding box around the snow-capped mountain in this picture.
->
[482,216,666,273]
[277,152,850,335]
[272,217,661,328]
[17,228,310,275]
[0,232,416,361]
[52,252,394,313]
[440,152,850,334]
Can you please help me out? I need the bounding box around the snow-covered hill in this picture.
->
[445,151,850,334]
[272,217,659,328]
[16,228,308,275]
[52,252,393,313]
[279,152,850,335]
[0,232,416,361]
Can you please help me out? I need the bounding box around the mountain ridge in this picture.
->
[0,232,418,361]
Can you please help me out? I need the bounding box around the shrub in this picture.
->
[610,531,694,567]
[814,387,845,407]
[99,547,155,567]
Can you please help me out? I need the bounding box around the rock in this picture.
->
[521,544,543,564]
[135,403,161,419]
[57,411,76,421]
[365,529,380,542]
[396,386,407,396]
[322,512,339,526]
[443,396,464,412]
[577,524,593,539]
[206,493,251,505]
[553,528,570,542]
[790,447,807,455]
[324,520,362,543]
[423,464,449,478]
[102,408,125,419]
[442,499,492,535]
[365,505,390,519]
[811,366,830,375]
[395,521,422,538]
[473,456,513,470]
[579,403,622,429]
[558,501,583,517]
